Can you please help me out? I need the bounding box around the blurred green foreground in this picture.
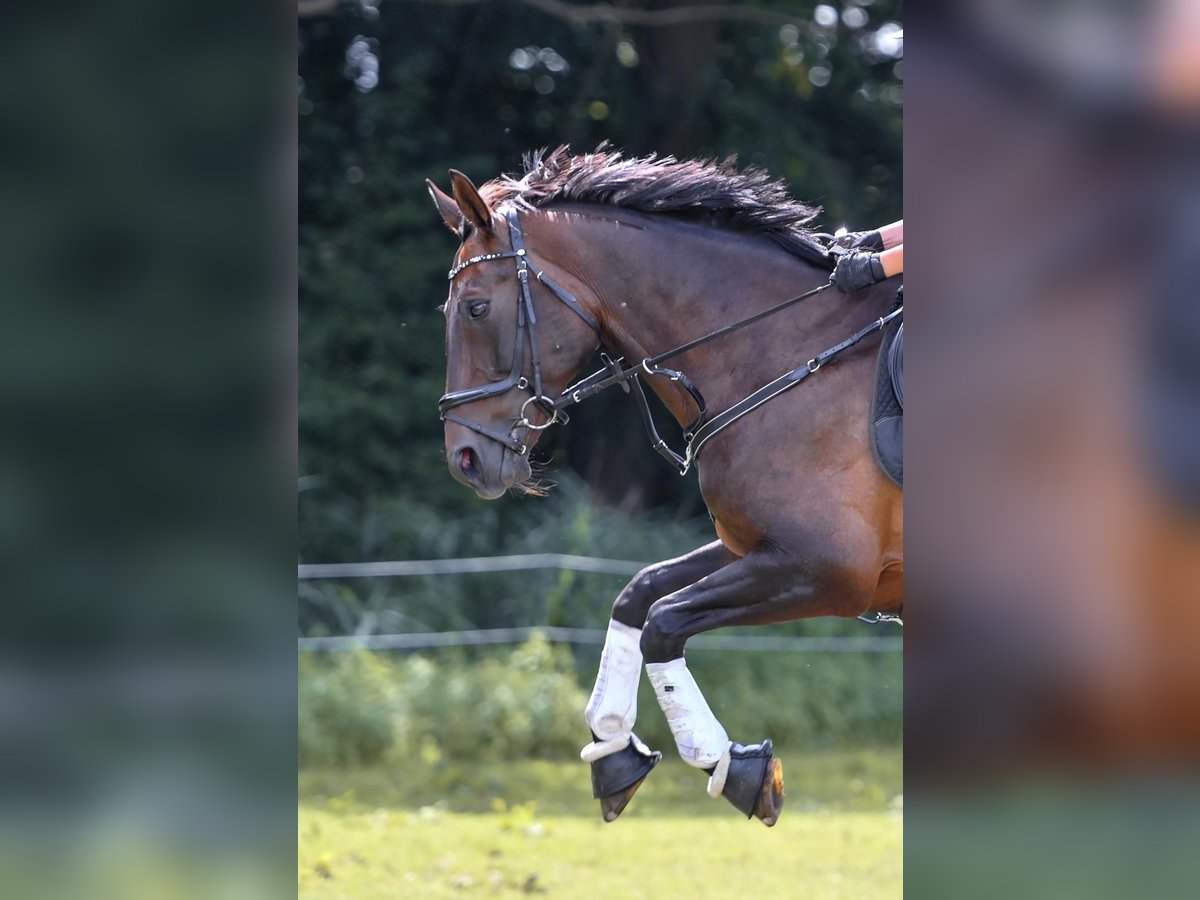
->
[299,752,902,899]
[299,636,901,898]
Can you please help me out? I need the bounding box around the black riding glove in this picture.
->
[831,251,886,293]
[828,230,885,253]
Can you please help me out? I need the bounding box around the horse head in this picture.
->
[427,170,600,499]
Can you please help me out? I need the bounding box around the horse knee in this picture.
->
[640,600,686,663]
[611,565,663,629]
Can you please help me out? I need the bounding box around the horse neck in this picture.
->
[526,207,859,427]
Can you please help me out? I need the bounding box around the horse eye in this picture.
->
[468,300,490,319]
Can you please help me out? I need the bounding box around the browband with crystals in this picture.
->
[448,248,523,281]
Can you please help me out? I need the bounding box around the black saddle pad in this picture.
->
[871,311,903,487]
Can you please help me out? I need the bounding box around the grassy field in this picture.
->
[299,748,902,899]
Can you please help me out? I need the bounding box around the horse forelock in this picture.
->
[479,144,833,268]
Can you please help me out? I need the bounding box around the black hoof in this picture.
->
[721,739,785,826]
[590,733,661,822]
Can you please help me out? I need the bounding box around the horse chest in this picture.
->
[713,519,753,559]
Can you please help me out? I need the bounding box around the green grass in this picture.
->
[300,750,902,898]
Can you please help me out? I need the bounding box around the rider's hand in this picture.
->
[828,230,885,253]
[830,251,886,293]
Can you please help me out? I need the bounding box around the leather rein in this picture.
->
[438,209,903,476]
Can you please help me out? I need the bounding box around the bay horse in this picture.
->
[426,147,902,826]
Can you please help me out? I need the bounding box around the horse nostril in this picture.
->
[459,447,479,480]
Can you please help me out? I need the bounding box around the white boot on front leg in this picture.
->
[645,657,731,770]
[580,620,643,762]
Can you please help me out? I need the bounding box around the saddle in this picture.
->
[871,289,903,487]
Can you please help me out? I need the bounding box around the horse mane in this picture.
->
[482,144,835,269]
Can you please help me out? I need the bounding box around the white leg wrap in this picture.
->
[646,657,730,769]
[583,620,643,745]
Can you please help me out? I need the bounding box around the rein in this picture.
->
[439,209,902,475]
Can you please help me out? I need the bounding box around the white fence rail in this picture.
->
[299,554,645,579]
[299,627,900,653]
[298,556,903,652]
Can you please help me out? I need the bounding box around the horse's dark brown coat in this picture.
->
[431,151,903,662]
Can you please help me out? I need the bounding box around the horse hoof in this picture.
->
[589,733,661,822]
[720,739,785,826]
[599,775,650,822]
[755,757,785,826]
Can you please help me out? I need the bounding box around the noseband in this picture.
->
[440,208,902,475]
[438,209,602,456]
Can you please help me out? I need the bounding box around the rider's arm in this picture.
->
[878,220,903,250]
[880,244,903,278]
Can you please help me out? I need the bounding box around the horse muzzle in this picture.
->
[448,439,531,500]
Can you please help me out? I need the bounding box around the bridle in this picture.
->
[439,208,902,475]
[438,209,602,457]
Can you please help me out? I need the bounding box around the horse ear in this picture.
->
[426,178,463,236]
[449,169,493,234]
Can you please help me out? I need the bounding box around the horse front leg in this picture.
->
[583,540,735,821]
[640,546,874,826]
